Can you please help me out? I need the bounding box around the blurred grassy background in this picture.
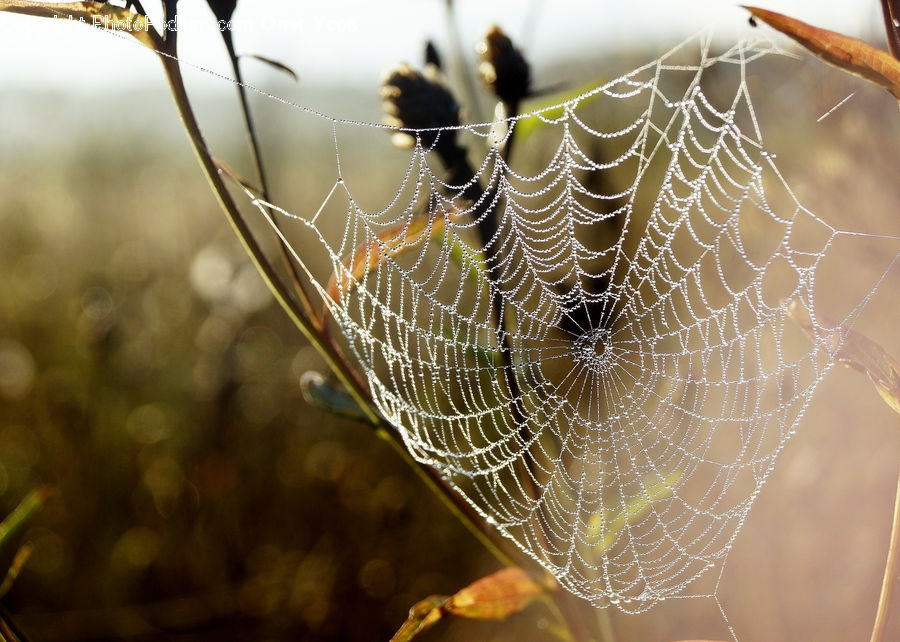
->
[1,28,900,642]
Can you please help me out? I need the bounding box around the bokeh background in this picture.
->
[1,2,900,641]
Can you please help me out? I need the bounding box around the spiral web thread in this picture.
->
[242,34,898,613]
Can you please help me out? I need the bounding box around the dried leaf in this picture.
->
[390,595,447,642]
[0,0,160,48]
[444,567,544,619]
[243,54,299,83]
[390,568,545,641]
[744,6,900,100]
[325,213,450,304]
[786,300,900,415]
[836,332,900,416]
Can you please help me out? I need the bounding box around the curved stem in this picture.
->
[221,31,321,328]
[871,446,900,642]
[156,39,537,595]
[158,47,377,426]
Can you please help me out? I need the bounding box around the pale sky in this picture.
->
[0,1,880,97]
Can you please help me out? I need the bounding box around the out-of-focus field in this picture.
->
[1,32,900,642]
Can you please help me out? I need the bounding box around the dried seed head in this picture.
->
[477,25,530,107]
[207,0,238,22]
[380,63,461,150]
[424,40,442,70]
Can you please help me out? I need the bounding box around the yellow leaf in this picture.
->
[587,469,681,555]
[0,0,161,49]
[745,6,900,100]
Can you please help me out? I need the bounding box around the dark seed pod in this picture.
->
[477,25,530,108]
[380,63,461,151]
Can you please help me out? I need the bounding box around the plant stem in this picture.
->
[158,47,377,427]
[0,604,27,642]
[221,31,321,329]
[156,38,544,603]
[0,487,51,551]
[157,29,608,640]
[871,447,900,642]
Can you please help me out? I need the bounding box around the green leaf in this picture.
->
[434,230,487,287]
[299,371,374,424]
[586,469,681,555]
[515,78,608,141]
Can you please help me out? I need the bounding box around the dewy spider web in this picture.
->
[234,34,898,614]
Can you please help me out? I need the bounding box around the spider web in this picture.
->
[239,34,898,613]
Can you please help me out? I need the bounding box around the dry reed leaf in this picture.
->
[0,0,160,48]
[786,300,900,416]
[745,6,900,100]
